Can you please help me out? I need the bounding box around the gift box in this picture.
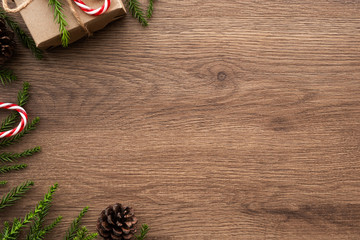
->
[14,0,126,49]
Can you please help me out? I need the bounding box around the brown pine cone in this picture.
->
[0,18,15,65]
[97,203,138,240]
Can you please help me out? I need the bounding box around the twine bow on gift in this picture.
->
[2,0,111,36]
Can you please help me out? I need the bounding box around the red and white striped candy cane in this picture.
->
[73,0,111,16]
[0,102,28,139]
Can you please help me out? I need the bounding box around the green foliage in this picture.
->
[0,82,30,132]
[0,147,41,163]
[0,83,95,240]
[0,164,27,174]
[48,0,70,47]
[0,83,36,188]
[126,0,148,26]
[43,216,63,234]
[64,206,89,240]
[136,224,150,240]
[63,207,97,240]
[0,184,58,240]
[26,185,62,240]
[0,180,34,209]
[0,117,40,148]
[0,69,16,86]
[0,8,43,59]
[146,0,154,19]
[16,82,30,107]
[72,227,97,240]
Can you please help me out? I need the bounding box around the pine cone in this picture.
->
[97,203,138,240]
[0,18,15,65]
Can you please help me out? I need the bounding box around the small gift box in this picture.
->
[13,0,126,49]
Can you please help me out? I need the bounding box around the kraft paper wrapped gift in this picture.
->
[14,0,126,49]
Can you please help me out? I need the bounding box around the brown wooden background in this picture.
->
[1,0,360,239]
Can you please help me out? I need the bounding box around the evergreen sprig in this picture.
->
[146,0,154,19]
[0,117,40,148]
[43,216,63,234]
[16,82,30,107]
[26,185,62,240]
[0,84,98,240]
[0,68,16,86]
[126,0,148,26]
[0,180,34,209]
[25,215,63,240]
[64,206,89,240]
[0,8,43,59]
[0,164,27,174]
[0,82,30,132]
[136,224,150,240]
[0,184,58,240]
[48,0,70,47]
[73,226,97,240]
[0,147,41,164]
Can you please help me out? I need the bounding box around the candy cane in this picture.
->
[0,102,28,139]
[73,0,111,16]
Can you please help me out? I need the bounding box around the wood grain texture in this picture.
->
[1,0,360,239]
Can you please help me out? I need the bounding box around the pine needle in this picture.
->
[126,0,148,26]
[0,8,43,59]
[0,180,7,185]
[136,224,150,240]
[0,82,30,132]
[1,184,58,240]
[43,216,63,234]
[0,68,17,86]
[73,226,97,240]
[0,146,41,163]
[83,232,98,240]
[64,206,89,240]
[27,213,62,239]
[17,82,30,107]
[74,227,87,240]
[0,164,27,174]
[146,0,154,19]
[0,117,40,148]
[48,0,70,47]
[0,180,34,209]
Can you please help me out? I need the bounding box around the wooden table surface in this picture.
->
[1,0,360,239]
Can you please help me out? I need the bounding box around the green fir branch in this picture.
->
[126,0,148,26]
[0,117,40,148]
[43,216,63,234]
[27,215,63,240]
[73,227,97,240]
[0,180,33,209]
[26,187,54,240]
[0,180,7,185]
[146,0,154,19]
[136,224,150,240]
[48,0,70,47]
[0,221,11,239]
[83,232,98,240]
[74,227,87,240]
[0,164,27,174]
[0,68,16,86]
[1,184,58,240]
[17,82,30,107]
[0,8,43,59]
[64,206,89,240]
[0,82,30,132]
[0,146,41,163]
